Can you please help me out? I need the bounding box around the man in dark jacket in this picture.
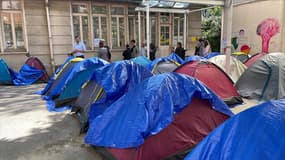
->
[175,42,186,60]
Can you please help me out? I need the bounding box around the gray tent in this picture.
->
[152,60,180,75]
[235,52,285,101]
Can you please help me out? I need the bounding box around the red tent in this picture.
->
[175,61,242,105]
[244,53,265,67]
[25,57,49,82]
[94,98,229,160]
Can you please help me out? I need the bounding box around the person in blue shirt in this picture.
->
[70,35,86,58]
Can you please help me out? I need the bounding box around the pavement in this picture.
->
[0,84,102,160]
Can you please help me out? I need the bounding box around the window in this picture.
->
[150,16,157,45]
[72,3,90,49]
[111,7,125,48]
[111,7,124,15]
[173,16,184,46]
[160,26,170,46]
[92,4,107,48]
[0,0,25,51]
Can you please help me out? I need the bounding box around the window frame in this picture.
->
[71,2,91,50]
[173,16,185,46]
[0,0,26,53]
[92,3,108,49]
[110,5,126,48]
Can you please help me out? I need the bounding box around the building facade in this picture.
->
[0,0,202,74]
[232,0,285,54]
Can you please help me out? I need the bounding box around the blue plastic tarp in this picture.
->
[44,57,108,112]
[12,64,44,86]
[88,61,153,121]
[130,56,151,67]
[204,52,220,59]
[85,73,233,148]
[185,99,285,160]
[167,53,184,64]
[37,56,75,95]
[184,55,206,64]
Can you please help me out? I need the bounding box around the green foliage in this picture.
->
[202,7,222,52]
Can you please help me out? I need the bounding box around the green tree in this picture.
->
[201,7,222,52]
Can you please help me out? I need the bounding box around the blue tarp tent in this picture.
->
[183,55,206,64]
[38,56,75,95]
[12,64,44,86]
[86,73,233,148]
[72,61,153,132]
[0,58,13,84]
[87,61,153,121]
[130,56,151,67]
[167,53,184,64]
[42,57,108,112]
[185,99,285,160]
[204,52,220,59]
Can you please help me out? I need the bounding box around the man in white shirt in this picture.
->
[71,35,86,58]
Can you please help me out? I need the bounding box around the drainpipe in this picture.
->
[45,0,55,73]
[146,1,150,59]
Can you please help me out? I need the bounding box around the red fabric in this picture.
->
[25,57,49,81]
[244,53,265,67]
[175,61,239,99]
[107,98,229,160]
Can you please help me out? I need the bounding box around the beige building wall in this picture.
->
[187,11,202,55]
[232,0,284,54]
[49,0,73,66]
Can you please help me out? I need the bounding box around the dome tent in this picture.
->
[236,52,285,101]
[86,73,233,160]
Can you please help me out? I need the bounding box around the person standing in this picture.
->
[122,44,131,60]
[203,40,212,57]
[140,42,147,57]
[149,43,156,61]
[194,38,204,56]
[129,40,139,58]
[97,41,109,61]
[175,42,186,60]
[71,35,86,58]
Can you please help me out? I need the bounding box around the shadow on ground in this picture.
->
[0,84,102,160]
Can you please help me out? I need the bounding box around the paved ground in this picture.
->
[0,84,102,160]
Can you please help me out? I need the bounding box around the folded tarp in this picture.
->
[12,64,44,86]
[85,73,233,148]
[185,99,285,160]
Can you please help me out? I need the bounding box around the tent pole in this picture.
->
[45,0,55,73]
[146,2,150,59]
